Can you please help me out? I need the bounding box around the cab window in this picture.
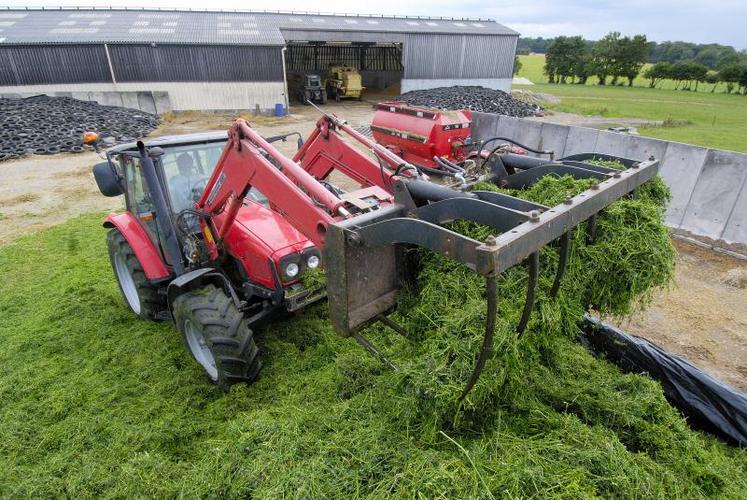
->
[159,140,268,212]
[160,142,227,213]
[121,155,154,215]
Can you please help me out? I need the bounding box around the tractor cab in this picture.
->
[294,73,327,104]
[305,74,323,89]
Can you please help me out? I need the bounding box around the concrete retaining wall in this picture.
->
[0,81,287,114]
[472,112,747,255]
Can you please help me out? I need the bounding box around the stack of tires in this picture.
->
[0,95,159,162]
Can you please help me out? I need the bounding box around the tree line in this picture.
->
[540,33,747,93]
[518,37,746,70]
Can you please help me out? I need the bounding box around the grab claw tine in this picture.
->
[352,332,397,370]
[459,275,498,401]
[517,252,540,337]
[551,231,571,298]
[586,214,598,244]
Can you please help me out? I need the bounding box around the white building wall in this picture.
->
[0,81,286,113]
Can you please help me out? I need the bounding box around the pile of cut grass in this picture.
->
[0,173,744,497]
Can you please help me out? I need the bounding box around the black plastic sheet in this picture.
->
[581,315,747,446]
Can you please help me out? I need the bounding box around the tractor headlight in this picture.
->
[307,255,320,269]
[285,262,300,278]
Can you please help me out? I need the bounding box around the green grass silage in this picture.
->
[0,176,745,497]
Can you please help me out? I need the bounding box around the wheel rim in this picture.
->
[183,319,218,381]
[114,253,140,314]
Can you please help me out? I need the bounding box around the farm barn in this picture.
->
[0,7,519,112]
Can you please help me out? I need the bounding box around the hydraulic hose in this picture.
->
[433,156,462,174]
[435,156,466,173]
[480,136,555,159]
[414,163,457,178]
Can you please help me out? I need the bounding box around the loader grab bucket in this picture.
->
[324,153,661,398]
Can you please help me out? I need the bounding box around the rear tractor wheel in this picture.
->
[172,285,262,390]
[107,229,166,320]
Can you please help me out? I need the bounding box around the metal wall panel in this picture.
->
[280,29,406,44]
[286,44,402,72]
[403,34,517,80]
[0,9,516,45]
[108,44,283,82]
[0,44,111,85]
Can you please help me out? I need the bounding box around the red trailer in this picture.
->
[371,101,472,169]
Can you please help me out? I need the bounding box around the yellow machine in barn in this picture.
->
[326,66,364,101]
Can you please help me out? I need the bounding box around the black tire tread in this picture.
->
[107,229,166,321]
[173,285,261,390]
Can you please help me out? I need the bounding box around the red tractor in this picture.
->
[93,111,660,397]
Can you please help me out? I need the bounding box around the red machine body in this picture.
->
[216,200,315,290]
[104,212,170,280]
[371,101,472,168]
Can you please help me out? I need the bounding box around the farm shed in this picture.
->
[0,8,518,112]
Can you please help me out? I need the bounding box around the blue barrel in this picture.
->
[274,103,285,117]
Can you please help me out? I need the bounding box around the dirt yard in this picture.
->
[614,239,747,391]
[1,101,744,391]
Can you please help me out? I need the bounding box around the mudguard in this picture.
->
[103,212,170,280]
[166,268,242,317]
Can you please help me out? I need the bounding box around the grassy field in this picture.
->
[1,174,746,496]
[518,54,732,91]
[516,55,747,152]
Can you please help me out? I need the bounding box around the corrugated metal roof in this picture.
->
[0,8,518,46]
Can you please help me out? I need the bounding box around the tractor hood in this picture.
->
[233,201,310,253]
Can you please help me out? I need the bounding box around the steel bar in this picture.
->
[551,231,572,298]
[459,275,499,400]
[352,332,397,370]
[415,198,530,233]
[586,214,598,244]
[482,158,659,276]
[376,314,410,338]
[516,252,540,336]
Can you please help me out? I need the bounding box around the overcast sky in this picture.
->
[4,0,746,49]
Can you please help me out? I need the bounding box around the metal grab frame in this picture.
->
[324,154,661,399]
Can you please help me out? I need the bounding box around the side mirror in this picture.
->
[93,161,124,197]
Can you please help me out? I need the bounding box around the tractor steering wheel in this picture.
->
[189,176,210,202]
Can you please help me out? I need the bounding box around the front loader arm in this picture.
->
[294,115,421,191]
[195,119,348,247]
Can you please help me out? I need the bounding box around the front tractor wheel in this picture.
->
[107,229,166,320]
[172,285,261,390]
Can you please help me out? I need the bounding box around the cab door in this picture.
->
[118,154,171,264]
